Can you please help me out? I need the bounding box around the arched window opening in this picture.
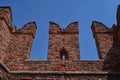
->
[60,47,68,60]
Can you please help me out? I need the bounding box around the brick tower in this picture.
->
[48,22,80,61]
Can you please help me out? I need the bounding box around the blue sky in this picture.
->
[0,0,120,60]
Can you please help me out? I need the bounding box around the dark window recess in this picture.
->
[60,47,68,60]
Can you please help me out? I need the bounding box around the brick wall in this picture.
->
[48,22,80,61]
[0,5,120,80]
[91,21,113,59]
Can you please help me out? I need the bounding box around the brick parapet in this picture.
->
[91,5,120,62]
[0,5,120,80]
[4,60,104,71]
[0,7,12,27]
[49,22,79,34]
[48,22,80,60]
[91,21,113,59]
[0,7,37,64]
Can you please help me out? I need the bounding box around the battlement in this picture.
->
[91,21,113,59]
[48,22,80,61]
[91,21,111,33]
[0,7,37,37]
[0,7,12,28]
[0,7,37,65]
[49,22,79,34]
[91,5,120,59]
[0,5,120,80]
[14,22,37,38]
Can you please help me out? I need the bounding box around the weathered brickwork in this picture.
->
[48,22,80,61]
[0,5,120,80]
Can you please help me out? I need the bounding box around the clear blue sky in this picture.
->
[0,0,120,60]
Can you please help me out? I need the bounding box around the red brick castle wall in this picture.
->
[0,5,120,80]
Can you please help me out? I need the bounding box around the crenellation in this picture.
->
[91,21,113,59]
[0,7,37,64]
[48,22,80,61]
[65,22,79,33]
[91,21,111,33]
[49,22,79,34]
[19,22,37,38]
[49,21,61,34]
[0,7,12,28]
[0,5,120,80]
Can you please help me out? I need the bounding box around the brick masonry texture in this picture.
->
[0,5,120,80]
